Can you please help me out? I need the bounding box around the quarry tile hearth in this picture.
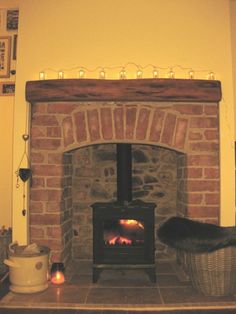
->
[25,78,221,265]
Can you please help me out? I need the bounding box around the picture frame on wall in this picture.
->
[6,9,19,31]
[0,36,11,78]
[0,82,15,96]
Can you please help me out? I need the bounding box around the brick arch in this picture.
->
[57,103,189,153]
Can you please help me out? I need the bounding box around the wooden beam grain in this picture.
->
[25,78,221,103]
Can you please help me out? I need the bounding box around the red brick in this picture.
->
[30,189,63,201]
[188,193,203,204]
[31,152,45,163]
[173,118,188,149]
[204,130,219,140]
[32,177,45,188]
[187,155,218,167]
[30,213,61,225]
[31,126,46,138]
[161,113,176,146]
[35,239,63,251]
[189,142,219,152]
[32,103,47,114]
[187,180,219,192]
[87,109,100,141]
[74,111,87,142]
[186,168,203,178]
[173,104,203,115]
[190,117,218,128]
[47,103,77,114]
[47,127,62,138]
[187,206,219,218]
[46,226,62,238]
[62,116,74,147]
[149,109,165,142]
[204,104,218,115]
[136,108,150,140]
[48,153,63,164]
[205,193,220,205]
[126,107,137,139]
[32,115,59,126]
[101,108,113,140]
[31,138,61,150]
[30,226,45,238]
[45,201,64,212]
[47,177,63,188]
[188,131,203,140]
[204,168,219,179]
[114,107,124,139]
[29,201,44,213]
[32,164,63,176]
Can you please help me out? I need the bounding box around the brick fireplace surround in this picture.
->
[26,78,221,263]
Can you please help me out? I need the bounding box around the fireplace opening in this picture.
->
[91,143,156,282]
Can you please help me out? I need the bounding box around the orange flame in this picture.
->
[109,236,132,245]
[51,271,65,285]
[119,219,144,229]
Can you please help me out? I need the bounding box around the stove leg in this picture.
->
[146,268,156,283]
[93,267,102,283]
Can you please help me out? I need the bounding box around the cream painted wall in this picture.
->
[12,0,235,244]
[0,0,18,228]
[230,0,236,135]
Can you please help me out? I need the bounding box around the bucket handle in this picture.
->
[4,259,20,268]
[8,241,18,254]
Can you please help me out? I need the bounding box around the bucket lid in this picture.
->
[8,244,50,257]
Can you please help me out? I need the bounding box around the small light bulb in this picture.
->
[208,71,215,80]
[136,69,143,78]
[58,71,64,79]
[39,71,45,80]
[99,69,106,79]
[78,69,85,78]
[168,68,175,78]
[189,69,194,79]
[153,68,159,78]
[119,68,127,79]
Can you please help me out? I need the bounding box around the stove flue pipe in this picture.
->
[116,143,132,204]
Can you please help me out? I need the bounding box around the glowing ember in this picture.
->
[119,219,144,229]
[109,236,132,245]
[51,271,65,285]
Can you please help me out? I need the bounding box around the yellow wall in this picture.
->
[0,0,18,228]
[10,0,236,243]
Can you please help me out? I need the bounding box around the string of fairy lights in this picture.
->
[38,62,216,80]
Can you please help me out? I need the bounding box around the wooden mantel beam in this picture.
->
[25,78,222,103]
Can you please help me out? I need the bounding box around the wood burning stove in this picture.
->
[92,200,156,282]
[92,144,156,283]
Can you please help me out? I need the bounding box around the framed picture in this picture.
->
[0,82,15,96]
[0,36,11,78]
[6,9,19,31]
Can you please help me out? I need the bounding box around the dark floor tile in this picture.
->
[69,274,93,286]
[86,287,126,304]
[155,262,175,274]
[123,287,162,305]
[95,270,155,287]
[156,274,191,287]
[22,285,90,304]
[160,286,236,304]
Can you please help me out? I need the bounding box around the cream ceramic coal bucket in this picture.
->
[4,244,50,293]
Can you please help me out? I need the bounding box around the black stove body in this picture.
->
[92,144,156,282]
